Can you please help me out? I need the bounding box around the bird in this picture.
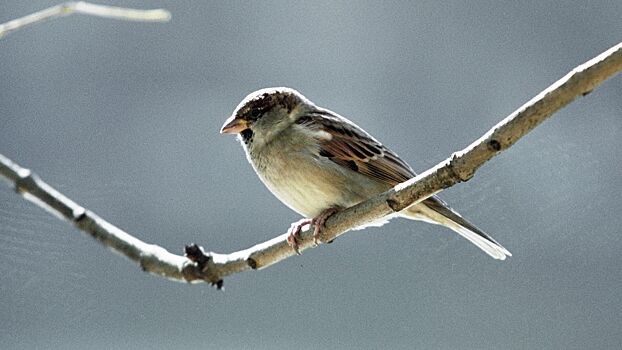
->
[220,87,511,260]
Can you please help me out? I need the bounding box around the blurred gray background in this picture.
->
[1,1,621,349]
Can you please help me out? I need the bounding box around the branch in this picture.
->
[0,1,170,38]
[1,42,620,288]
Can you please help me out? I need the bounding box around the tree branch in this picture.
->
[1,40,620,286]
[0,1,170,38]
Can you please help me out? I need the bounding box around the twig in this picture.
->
[1,42,620,287]
[0,1,170,38]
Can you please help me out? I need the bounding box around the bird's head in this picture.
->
[220,87,312,145]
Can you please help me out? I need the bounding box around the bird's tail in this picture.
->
[403,196,512,260]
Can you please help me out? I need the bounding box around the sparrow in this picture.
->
[221,87,511,260]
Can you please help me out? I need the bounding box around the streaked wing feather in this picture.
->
[298,111,510,258]
[304,111,416,186]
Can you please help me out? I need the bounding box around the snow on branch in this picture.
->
[1,42,619,288]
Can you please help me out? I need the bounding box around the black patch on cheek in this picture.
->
[240,129,254,144]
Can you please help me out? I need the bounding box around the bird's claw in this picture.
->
[311,207,339,246]
[287,207,340,254]
[287,218,311,255]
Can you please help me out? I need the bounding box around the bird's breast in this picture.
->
[247,132,387,218]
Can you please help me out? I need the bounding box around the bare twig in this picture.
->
[1,42,620,287]
[0,1,170,38]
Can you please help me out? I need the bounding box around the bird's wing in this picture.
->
[299,110,416,187]
[298,110,511,259]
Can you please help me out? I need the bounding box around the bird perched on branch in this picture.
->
[221,87,511,260]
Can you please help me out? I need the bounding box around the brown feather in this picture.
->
[304,111,416,187]
[306,111,484,233]
[302,111,505,250]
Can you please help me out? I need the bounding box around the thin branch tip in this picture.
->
[0,1,170,38]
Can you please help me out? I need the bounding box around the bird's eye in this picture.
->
[249,107,262,120]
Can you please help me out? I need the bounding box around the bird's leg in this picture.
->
[311,207,340,246]
[286,207,341,254]
[287,218,312,255]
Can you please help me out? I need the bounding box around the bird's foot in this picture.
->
[287,218,312,255]
[312,207,340,246]
[286,207,341,254]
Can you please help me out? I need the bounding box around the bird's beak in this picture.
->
[220,115,249,134]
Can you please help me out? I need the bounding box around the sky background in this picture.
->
[1,1,621,349]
